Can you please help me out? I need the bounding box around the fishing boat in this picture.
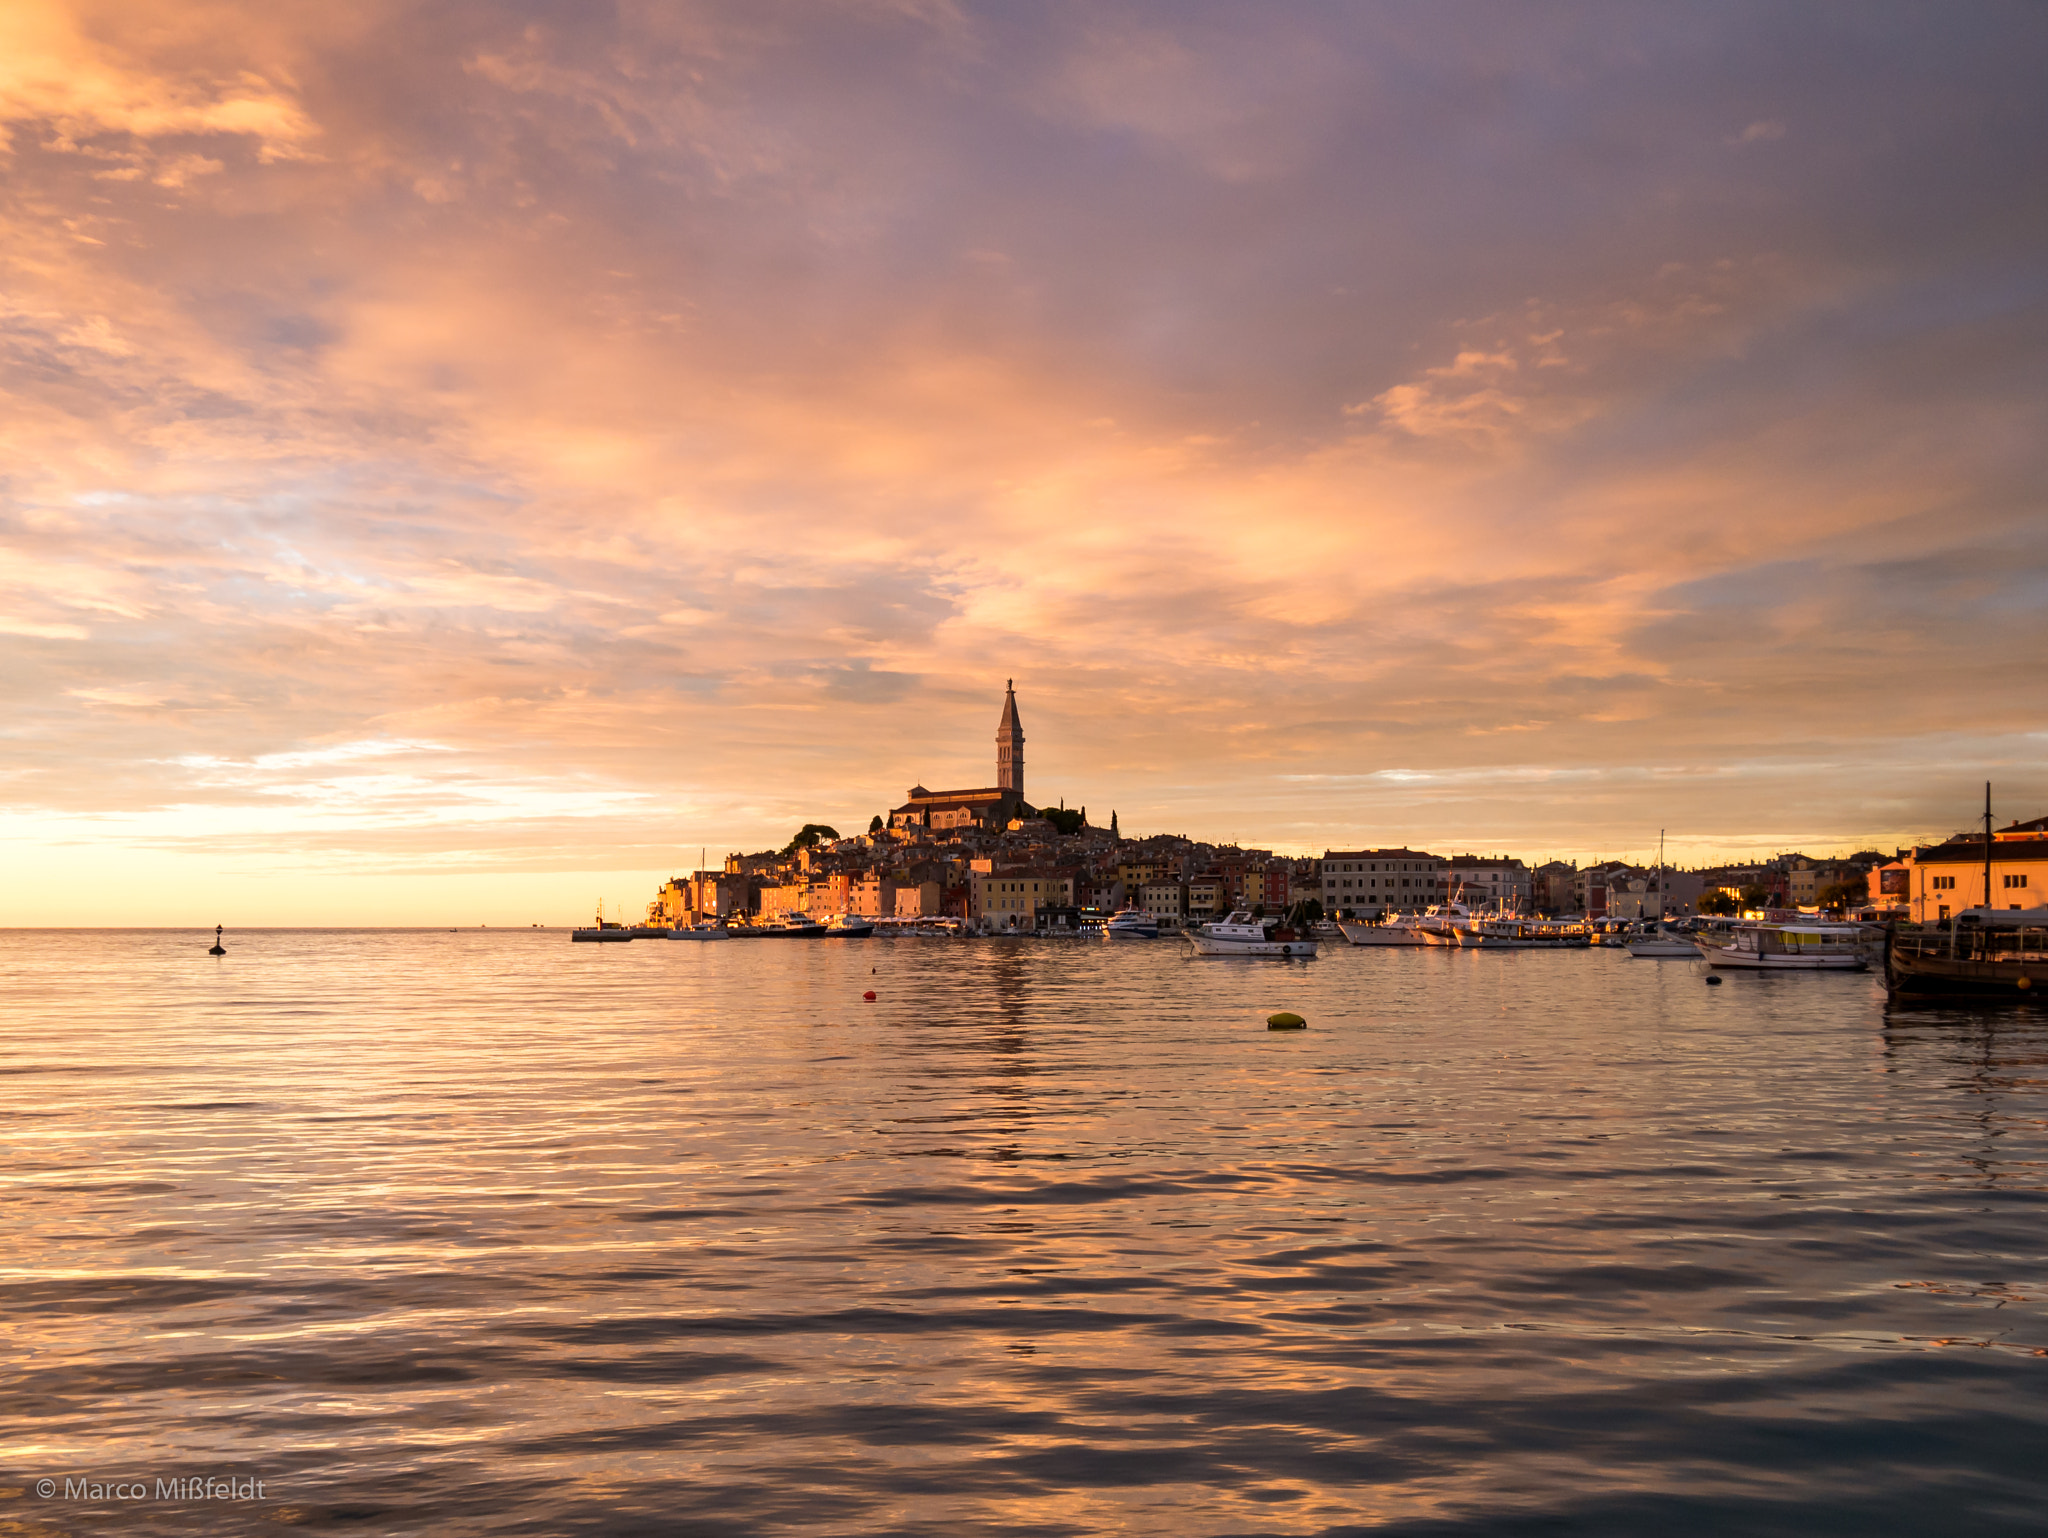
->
[1187,911,1317,958]
[1336,914,1431,947]
[1707,922,1876,970]
[1103,909,1160,939]
[572,900,638,942]
[1887,907,2048,999]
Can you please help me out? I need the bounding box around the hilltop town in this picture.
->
[641,684,2043,932]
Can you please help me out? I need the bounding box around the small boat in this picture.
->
[1625,832,1702,957]
[1187,911,1318,958]
[666,921,728,941]
[1336,915,1431,947]
[1103,909,1160,939]
[1708,922,1874,970]
[1625,926,1703,958]
[823,914,875,938]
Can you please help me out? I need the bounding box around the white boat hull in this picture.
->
[1188,936,1318,958]
[1337,922,1430,947]
[1626,940,1703,958]
[1707,951,1864,970]
[666,926,728,941]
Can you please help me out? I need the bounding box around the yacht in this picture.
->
[753,916,827,938]
[1708,922,1874,970]
[823,914,875,937]
[1415,902,1480,945]
[1336,914,1431,947]
[1187,911,1318,958]
[1103,909,1160,939]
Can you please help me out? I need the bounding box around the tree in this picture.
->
[1041,807,1085,836]
[1816,873,1869,911]
[780,823,841,857]
[1738,884,1771,910]
[868,815,884,834]
[1288,898,1324,927]
[1698,890,1737,916]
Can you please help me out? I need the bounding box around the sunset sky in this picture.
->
[4,1,2046,924]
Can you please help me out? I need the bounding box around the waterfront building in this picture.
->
[1897,833,2048,923]
[895,880,943,918]
[1140,880,1188,927]
[1318,849,1448,917]
[972,868,1073,930]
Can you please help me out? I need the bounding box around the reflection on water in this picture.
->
[3,931,2045,1535]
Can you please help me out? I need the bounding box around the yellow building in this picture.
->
[1900,835,2048,923]
[972,870,1072,930]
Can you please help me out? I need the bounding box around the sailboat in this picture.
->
[1626,831,1702,958]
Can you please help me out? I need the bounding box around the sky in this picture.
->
[3,0,2047,924]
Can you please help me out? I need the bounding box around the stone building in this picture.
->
[888,682,1030,834]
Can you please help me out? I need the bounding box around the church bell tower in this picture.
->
[996,680,1024,804]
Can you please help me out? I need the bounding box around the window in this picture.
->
[2005,874,2030,889]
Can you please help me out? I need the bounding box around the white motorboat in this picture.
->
[1103,909,1160,939]
[666,921,728,941]
[1187,911,1318,958]
[823,914,875,937]
[1415,902,1479,945]
[1708,923,1872,970]
[1337,915,1431,947]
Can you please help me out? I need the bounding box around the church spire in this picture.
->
[996,679,1024,800]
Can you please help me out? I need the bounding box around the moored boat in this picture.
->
[1187,911,1318,958]
[1887,907,2048,999]
[666,921,728,940]
[1337,915,1431,947]
[823,914,875,937]
[1103,908,1160,939]
[1708,921,1877,970]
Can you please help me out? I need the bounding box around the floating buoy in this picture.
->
[2018,976,2032,990]
[1705,975,1723,986]
[863,990,877,1001]
[207,924,226,957]
[1267,1011,1306,1030]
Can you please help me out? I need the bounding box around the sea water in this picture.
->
[2,930,2044,1534]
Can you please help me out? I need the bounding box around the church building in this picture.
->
[889,682,1029,833]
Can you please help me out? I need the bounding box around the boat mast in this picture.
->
[1655,831,1665,930]
[1984,782,1994,913]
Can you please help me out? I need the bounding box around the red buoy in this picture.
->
[863,990,877,1001]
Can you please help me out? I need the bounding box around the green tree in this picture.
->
[1698,889,1737,916]
[1738,884,1771,910]
[868,814,884,834]
[780,823,841,857]
[1041,807,1085,836]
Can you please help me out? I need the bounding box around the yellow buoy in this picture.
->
[1267,1012,1307,1030]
